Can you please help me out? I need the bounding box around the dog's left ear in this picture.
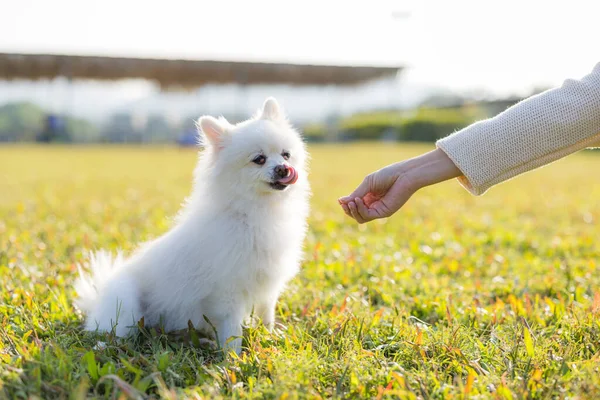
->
[260,97,284,121]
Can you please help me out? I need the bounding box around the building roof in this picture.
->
[0,52,402,89]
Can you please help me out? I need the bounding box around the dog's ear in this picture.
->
[260,97,283,121]
[197,116,226,148]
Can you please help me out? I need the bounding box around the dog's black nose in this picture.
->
[274,164,289,179]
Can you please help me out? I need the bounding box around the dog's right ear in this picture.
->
[197,116,226,149]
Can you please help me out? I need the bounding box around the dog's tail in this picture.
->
[74,250,124,314]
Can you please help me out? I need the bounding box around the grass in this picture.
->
[1,143,600,399]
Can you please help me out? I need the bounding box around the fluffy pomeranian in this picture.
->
[74,97,310,354]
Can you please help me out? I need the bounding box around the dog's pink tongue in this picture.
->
[278,166,298,185]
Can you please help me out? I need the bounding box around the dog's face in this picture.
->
[197,98,307,197]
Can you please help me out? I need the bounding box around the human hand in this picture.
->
[338,149,462,223]
[338,163,417,223]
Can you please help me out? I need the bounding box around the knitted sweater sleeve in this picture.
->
[436,62,600,195]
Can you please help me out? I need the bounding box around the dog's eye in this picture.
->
[282,151,291,160]
[252,155,266,165]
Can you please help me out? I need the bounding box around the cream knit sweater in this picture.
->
[436,62,600,195]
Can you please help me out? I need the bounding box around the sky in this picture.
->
[0,0,598,120]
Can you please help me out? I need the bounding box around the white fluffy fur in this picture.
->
[74,97,310,354]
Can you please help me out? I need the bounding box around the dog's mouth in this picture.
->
[269,182,289,191]
[269,165,299,191]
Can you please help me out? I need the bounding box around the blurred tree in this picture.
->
[101,113,142,143]
[0,102,44,142]
[145,114,173,142]
[0,102,98,143]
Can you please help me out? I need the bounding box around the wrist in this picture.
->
[402,148,461,190]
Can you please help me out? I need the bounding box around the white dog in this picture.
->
[74,98,310,354]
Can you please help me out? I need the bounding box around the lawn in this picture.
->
[1,144,599,399]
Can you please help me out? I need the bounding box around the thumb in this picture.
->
[338,175,371,204]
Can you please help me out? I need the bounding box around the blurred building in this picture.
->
[0,52,402,143]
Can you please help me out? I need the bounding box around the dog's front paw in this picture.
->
[198,337,218,350]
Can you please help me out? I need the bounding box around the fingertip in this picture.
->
[347,201,363,223]
[348,201,357,215]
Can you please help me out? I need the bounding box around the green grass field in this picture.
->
[1,144,600,399]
